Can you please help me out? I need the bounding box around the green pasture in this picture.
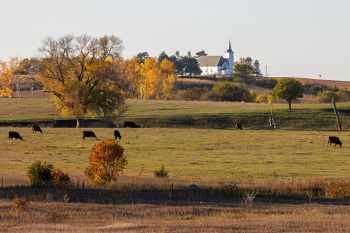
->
[2,96,350,120]
[0,128,350,181]
[1,97,350,130]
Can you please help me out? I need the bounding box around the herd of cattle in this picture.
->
[4,121,345,148]
[6,121,141,141]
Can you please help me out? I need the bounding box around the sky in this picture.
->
[0,0,349,80]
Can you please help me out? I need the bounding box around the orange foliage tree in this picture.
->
[85,140,127,186]
[0,58,18,97]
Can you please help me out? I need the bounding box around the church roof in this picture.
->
[198,56,226,67]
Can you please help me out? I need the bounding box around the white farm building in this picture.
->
[197,42,234,76]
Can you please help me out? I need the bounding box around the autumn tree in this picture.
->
[234,57,254,80]
[115,57,141,98]
[38,35,126,127]
[139,57,176,99]
[158,51,169,63]
[271,78,303,111]
[136,52,149,63]
[85,140,127,186]
[15,58,40,75]
[0,58,18,97]
[253,60,262,77]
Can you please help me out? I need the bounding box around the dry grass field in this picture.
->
[1,201,350,233]
[2,95,350,232]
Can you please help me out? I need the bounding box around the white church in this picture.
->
[197,42,234,76]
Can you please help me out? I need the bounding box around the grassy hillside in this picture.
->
[123,99,350,130]
[274,77,350,90]
[1,96,350,130]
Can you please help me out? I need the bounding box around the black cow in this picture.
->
[235,122,243,130]
[83,131,97,140]
[328,136,342,147]
[123,121,141,128]
[114,130,122,140]
[9,131,23,140]
[32,124,43,134]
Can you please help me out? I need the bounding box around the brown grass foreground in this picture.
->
[1,200,350,233]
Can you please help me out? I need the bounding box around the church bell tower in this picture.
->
[224,41,234,74]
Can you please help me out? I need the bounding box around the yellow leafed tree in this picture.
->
[159,59,176,99]
[0,58,18,97]
[38,35,126,127]
[115,57,142,98]
[139,57,176,100]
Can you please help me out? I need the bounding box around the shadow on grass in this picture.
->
[1,185,350,206]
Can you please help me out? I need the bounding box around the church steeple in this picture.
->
[224,40,234,74]
[227,41,233,53]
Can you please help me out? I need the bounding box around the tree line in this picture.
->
[1,34,347,125]
[0,35,180,127]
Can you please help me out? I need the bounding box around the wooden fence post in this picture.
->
[332,98,342,131]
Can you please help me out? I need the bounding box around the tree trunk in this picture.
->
[76,118,82,128]
[288,101,292,111]
[332,98,342,131]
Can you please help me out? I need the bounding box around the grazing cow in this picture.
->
[114,130,122,140]
[328,136,342,147]
[9,131,23,140]
[32,124,43,134]
[82,131,97,140]
[123,121,141,128]
[235,122,243,130]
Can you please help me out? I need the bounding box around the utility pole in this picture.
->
[265,65,268,77]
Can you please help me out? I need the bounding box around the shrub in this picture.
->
[335,90,349,102]
[256,95,268,103]
[53,168,71,187]
[325,180,350,199]
[254,78,277,89]
[154,165,168,178]
[241,190,257,212]
[11,197,29,214]
[27,161,71,187]
[303,83,338,95]
[179,87,207,100]
[204,82,254,102]
[267,94,274,104]
[85,140,127,186]
[27,161,54,186]
[317,90,338,103]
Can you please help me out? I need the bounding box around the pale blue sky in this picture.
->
[0,0,349,80]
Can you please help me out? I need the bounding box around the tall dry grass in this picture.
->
[1,200,350,233]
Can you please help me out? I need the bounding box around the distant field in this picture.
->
[1,96,350,130]
[1,128,350,183]
[274,77,350,90]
